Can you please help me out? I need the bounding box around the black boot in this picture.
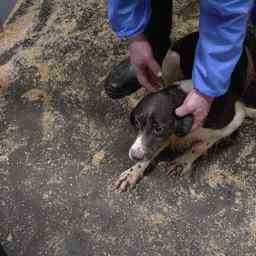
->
[104,59,141,99]
[104,0,173,99]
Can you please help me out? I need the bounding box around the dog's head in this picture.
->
[129,86,193,161]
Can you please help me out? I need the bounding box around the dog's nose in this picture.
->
[129,148,145,161]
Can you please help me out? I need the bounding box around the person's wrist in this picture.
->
[193,88,214,103]
[127,33,146,45]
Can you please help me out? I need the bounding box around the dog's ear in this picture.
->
[162,50,184,86]
[174,114,193,137]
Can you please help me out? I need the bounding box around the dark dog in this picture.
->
[115,32,256,192]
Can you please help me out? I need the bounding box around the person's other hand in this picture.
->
[128,34,162,92]
[175,88,214,130]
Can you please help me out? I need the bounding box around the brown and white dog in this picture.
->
[115,32,256,192]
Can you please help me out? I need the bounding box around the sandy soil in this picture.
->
[0,1,256,255]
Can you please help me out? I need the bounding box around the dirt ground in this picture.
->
[0,1,256,255]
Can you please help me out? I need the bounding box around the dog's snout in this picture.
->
[129,147,145,161]
[129,134,146,161]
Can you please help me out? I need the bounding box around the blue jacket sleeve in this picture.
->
[107,0,151,39]
[193,0,254,97]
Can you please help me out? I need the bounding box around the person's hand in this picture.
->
[128,33,162,92]
[175,88,214,130]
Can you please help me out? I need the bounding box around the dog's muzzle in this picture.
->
[129,134,146,161]
[129,147,145,161]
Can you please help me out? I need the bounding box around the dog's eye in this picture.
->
[134,117,142,129]
[153,126,164,136]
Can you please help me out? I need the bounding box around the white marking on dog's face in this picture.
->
[179,79,193,93]
[129,133,146,161]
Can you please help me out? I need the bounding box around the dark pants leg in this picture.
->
[145,0,173,64]
[104,1,173,99]
[0,244,8,256]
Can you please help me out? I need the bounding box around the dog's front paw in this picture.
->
[114,167,144,192]
[167,159,192,177]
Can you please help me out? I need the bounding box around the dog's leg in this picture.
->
[167,138,219,176]
[167,101,246,176]
[115,141,170,192]
[115,160,150,192]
